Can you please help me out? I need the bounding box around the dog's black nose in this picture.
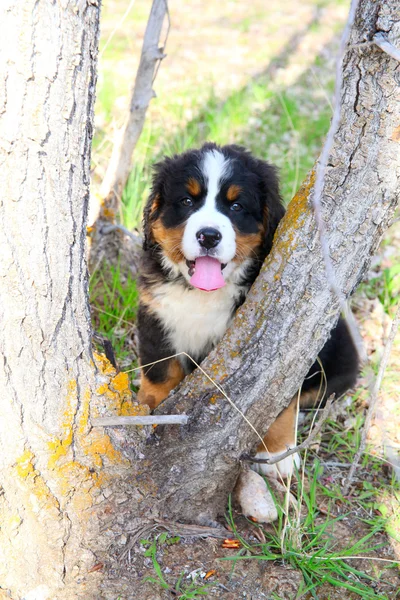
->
[196,227,222,249]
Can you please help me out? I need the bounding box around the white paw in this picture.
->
[235,470,278,523]
[251,451,300,479]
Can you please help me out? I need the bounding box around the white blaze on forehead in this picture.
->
[182,150,236,264]
[202,149,230,205]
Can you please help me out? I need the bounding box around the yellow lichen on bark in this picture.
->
[191,169,318,396]
[93,352,149,418]
[47,383,127,474]
[47,379,79,467]
[11,352,149,516]
[13,450,60,512]
[94,351,116,377]
[274,169,316,257]
[45,353,148,496]
[14,448,35,478]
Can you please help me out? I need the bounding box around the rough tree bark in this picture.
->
[0,2,148,598]
[0,0,399,598]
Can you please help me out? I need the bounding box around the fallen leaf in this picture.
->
[205,569,216,579]
[222,539,241,549]
[88,562,104,573]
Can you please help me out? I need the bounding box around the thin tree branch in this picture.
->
[373,32,400,62]
[311,0,365,362]
[92,415,188,426]
[100,0,169,201]
[240,395,335,465]
[343,303,400,494]
[101,223,142,244]
[352,32,400,62]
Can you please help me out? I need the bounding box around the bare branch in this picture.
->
[343,303,400,494]
[100,0,169,201]
[241,395,335,465]
[119,518,228,562]
[373,32,400,62]
[152,518,228,539]
[311,0,365,362]
[101,223,142,244]
[92,415,188,426]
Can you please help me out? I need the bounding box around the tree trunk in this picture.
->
[0,0,399,598]
[0,2,146,598]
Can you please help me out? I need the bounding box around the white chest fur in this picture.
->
[150,281,243,360]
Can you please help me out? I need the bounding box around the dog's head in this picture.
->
[143,143,284,290]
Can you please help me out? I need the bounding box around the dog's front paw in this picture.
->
[251,450,300,479]
[235,470,278,523]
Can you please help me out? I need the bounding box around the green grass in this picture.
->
[141,533,216,598]
[90,262,139,372]
[361,264,400,315]
[137,397,400,600]
[223,458,399,600]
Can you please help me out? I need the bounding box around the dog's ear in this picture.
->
[257,161,285,257]
[142,190,160,251]
[142,157,172,250]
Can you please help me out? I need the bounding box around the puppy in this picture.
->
[137,143,358,478]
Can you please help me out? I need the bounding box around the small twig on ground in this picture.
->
[321,461,352,468]
[241,394,335,465]
[152,518,228,539]
[92,415,188,427]
[119,518,228,561]
[343,303,400,494]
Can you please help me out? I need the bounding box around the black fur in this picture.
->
[137,304,176,381]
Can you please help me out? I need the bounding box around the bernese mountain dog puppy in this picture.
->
[137,143,359,478]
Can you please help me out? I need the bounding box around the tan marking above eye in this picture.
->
[186,177,201,196]
[226,184,242,202]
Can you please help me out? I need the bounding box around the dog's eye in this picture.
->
[181,198,193,207]
[230,202,242,212]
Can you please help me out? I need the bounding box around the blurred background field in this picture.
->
[90,2,400,597]
[92,0,350,226]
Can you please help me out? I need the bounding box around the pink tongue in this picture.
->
[190,256,225,291]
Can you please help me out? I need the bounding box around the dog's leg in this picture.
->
[137,358,185,410]
[252,374,354,479]
[252,319,359,479]
[251,391,320,479]
[252,395,300,479]
[137,303,185,410]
